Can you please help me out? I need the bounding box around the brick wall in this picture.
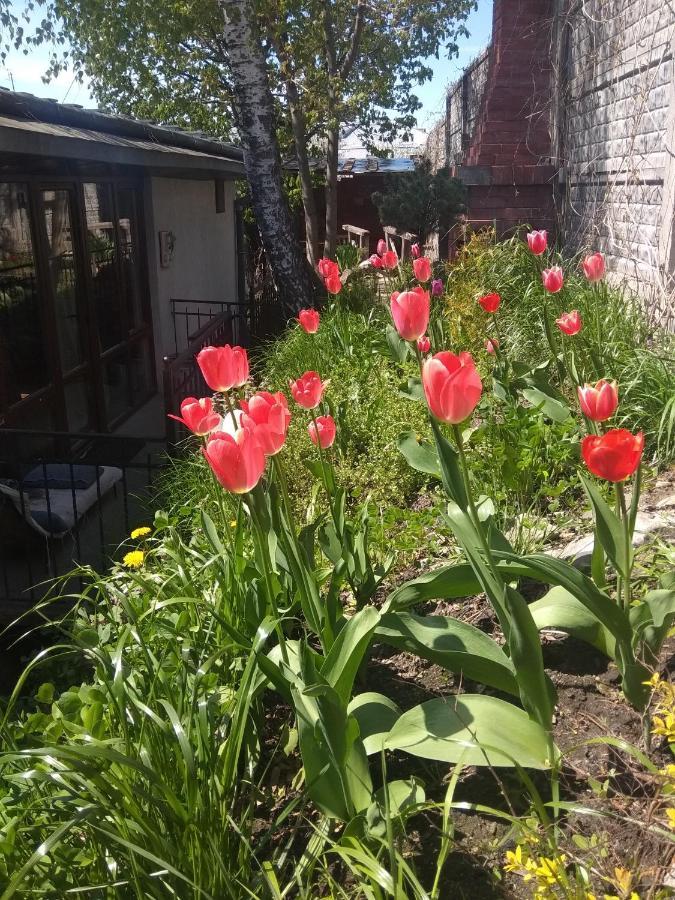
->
[556,0,675,326]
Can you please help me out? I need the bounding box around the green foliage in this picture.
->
[372,161,466,242]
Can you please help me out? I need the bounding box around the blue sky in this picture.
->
[1,0,493,129]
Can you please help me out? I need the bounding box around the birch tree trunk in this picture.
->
[219,0,316,315]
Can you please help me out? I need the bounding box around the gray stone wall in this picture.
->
[557,0,675,327]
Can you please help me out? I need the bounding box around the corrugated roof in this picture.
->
[0,88,244,172]
[338,157,417,175]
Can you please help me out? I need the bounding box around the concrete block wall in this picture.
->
[558,0,675,326]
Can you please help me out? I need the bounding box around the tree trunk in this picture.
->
[324,92,339,258]
[286,79,320,269]
[219,0,316,315]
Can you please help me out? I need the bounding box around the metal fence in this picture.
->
[445,47,491,165]
[169,298,250,356]
[0,428,167,615]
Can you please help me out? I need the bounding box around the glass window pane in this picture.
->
[63,377,95,432]
[102,354,130,424]
[129,339,153,397]
[0,182,50,412]
[83,183,124,351]
[116,187,146,330]
[42,189,85,373]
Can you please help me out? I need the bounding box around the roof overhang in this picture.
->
[0,114,245,179]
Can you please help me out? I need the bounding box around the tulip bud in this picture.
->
[298,308,320,333]
[417,335,431,354]
[308,415,336,449]
[422,351,482,424]
[485,338,499,355]
[377,238,387,256]
[577,380,618,422]
[369,254,383,269]
[390,288,430,341]
[582,429,644,482]
[527,230,548,255]
[542,266,564,293]
[478,293,501,313]
[582,252,605,282]
[411,243,421,259]
[196,344,249,393]
[317,257,339,279]
[325,272,342,294]
[412,257,432,283]
[431,278,444,297]
[382,250,399,270]
[556,310,582,335]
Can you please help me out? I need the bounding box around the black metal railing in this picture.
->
[0,428,167,615]
[170,298,250,355]
[446,46,491,164]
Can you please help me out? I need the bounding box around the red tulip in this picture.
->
[290,371,327,409]
[577,379,618,422]
[197,344,249,392]
[382,249,399,270]
[390,288,430,341]
[412,256,432,283]
[369,254,383,269]
[556,310,582,335]
[422,351,482,424]
[581,429,644,482]
[377,238,387,256]
[317,257,339,279]
[298,308,320,333]
[417,335,431,354]
[411,243,421,259]
[582,252,605,282]
[527,230,548,255]
[240,391,291,456]
[485,338,499,355]
[203,427,267,493]
[478,293,501,313]
[325,272,342,294]
[168,397,221,436]
[542,266,564,293]
[308,414,336,449]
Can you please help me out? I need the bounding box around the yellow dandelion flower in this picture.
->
[666,808,675,829]
[130,526,152,540]
[230,520,238,528]
[123,550,145,569]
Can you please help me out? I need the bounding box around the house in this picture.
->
[0,88,245,437]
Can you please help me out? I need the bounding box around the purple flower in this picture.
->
[431,278,444,297]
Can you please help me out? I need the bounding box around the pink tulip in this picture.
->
[577,379,618,422]
[582,252,605,282]
[369,254,383,269]
[382,249,399,270]
[203,427,266,494]
[308,415,336,449]
[197,345,249,393]
[317,257,339,279]
[527,230,548,255]
[290,371,327,409]
[422,351,483,424]
[240,391,291,456]
[431,278,444,297]
[298,308,320,333]
[542,266,564,294]
[485,338,499,355]
[413,256,432,283]
[417,335,431,354]
[377,238,387,256]
[411,243,421,259]
[478,293,500,313]
[390,287,430,341]
[556,310,582,335]
[325,273,342,294]
[168,397,221,436]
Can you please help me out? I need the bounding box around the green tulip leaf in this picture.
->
[385,695,556,769]
[397,431,441,479]
[348,692,402,755]
[320,606,381,704]
[385,563,481,611]
[521,387,570,423]
[579,473,630,579]
[430,419,468,510]
[530,587,616,658]
[398,376,425,402]
[386,324,410,363]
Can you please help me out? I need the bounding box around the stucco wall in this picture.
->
[557,0,675,326]
[143,176,238,368]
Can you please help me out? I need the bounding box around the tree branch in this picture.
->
[339,0,366,80]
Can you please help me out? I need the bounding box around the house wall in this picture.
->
[556,0,675,328]
[143,176,239,369]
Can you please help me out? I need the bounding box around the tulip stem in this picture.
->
[224,393,240,430]
[250,491,289,664]
[272,455,297,539]
[615,482,632,611]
